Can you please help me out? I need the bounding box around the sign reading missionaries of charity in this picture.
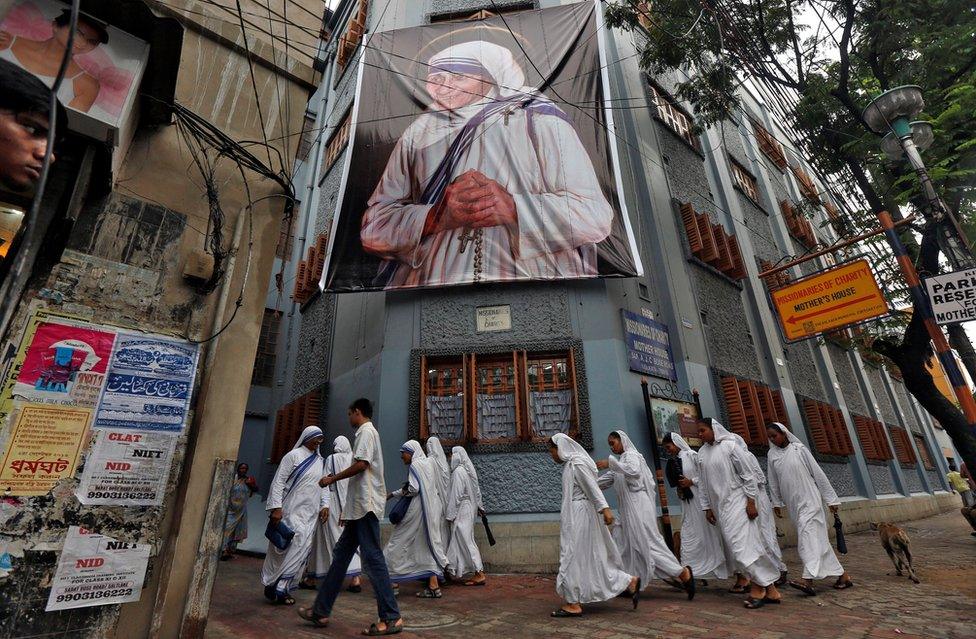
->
[319,3,643,292]
[621,309,676,381]
[924,268,976,325]
[476,305,511,332]
[772,258,889,342]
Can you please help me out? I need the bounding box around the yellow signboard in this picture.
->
[0,404,92,495]
[772,258,889,341]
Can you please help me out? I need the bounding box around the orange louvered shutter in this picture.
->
[725,231,747,280]
[681,203,703,254]
[720,375,749,441]
[803,399,830,454]
[293,261,308,302]
[713,225,733,272]
[835,409,853,455]
[854,416,877,460]
[739,379,766,446]
[698,213,720,263]
[770,389,790,426]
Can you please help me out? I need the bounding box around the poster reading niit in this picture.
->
[321,2,642,292]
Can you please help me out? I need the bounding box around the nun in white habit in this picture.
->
[548,433,640,618]
[696,419,783,608]
[766,422,852,594]
[426,436,453,551]
[384,440,449,597]
[445,447,486,585]
[730,432,788,581]
[595,430,695,598]
[303,436,363,590]
[662,432,733,580]
[262,426,327,604]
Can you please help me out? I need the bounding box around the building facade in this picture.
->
[254,0,959,570]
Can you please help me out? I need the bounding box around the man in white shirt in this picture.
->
[298,398,401,634]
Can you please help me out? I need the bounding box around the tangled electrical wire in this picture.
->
[167,101,294,297]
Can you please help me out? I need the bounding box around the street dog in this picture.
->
[870,522,919,583]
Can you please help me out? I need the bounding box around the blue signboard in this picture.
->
[621,310,676,381]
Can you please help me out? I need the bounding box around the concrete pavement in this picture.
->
[206,510,976,638]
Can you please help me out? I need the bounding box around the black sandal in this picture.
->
[416,587,442,598]
[683,566,696,601]
[550,608,583,618]
[272,595,296,606]
[728,584,748,594]
[297,607,329,627]
[743,597,765,609]
[789,580,817,596]
[631,578,642,610]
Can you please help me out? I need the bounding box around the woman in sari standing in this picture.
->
[221,462,257,560]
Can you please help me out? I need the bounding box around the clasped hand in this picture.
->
[430,170,517,234]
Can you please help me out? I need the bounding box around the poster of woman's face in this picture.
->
[0,0,148,128]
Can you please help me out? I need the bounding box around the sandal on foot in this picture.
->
[789,580,817,596]
[631,578,642,610]
[683,566,696,601]
[775,571,788,586]
[550,608,583,618]
[272,595,296,606]
[363,620,403,636]
[728,584,748,594]
[743,597,765,609]
[463,579,486,587]
[833,578,854,590]
[297,607,329,627]
[663,577,684,590]
[417,587,442,599]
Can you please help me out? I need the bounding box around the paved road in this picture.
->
[207,510,976,638]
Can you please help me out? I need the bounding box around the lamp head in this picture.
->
[863,86,925,134]
[881,121,934,160]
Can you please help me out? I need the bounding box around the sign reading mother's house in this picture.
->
[320,2,643,292]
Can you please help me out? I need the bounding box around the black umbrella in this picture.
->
[833,512,848,554]
[481,512,497,546]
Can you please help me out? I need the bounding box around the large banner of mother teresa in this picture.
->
[320,2,643,292]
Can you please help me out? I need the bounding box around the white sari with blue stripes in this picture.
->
[383,440,449,581]
[260,445,327,595]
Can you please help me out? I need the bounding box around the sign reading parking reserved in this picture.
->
[924,268,976,325]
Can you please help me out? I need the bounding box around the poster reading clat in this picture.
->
[321,2,642,292]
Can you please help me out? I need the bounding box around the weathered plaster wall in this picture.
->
[869,463,897,495]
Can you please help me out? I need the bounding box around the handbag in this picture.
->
[388,495,412,525]
[265,519,295,551]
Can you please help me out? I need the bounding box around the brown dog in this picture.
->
[870,522,919,583]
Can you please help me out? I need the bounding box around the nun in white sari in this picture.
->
[360,41,615,289]
[548,433,639,618]
[730,433,788,579]
[766,422,852,593]
[596,430,695,598]
[384,440,449,596]
[696,419,783,608]
[426,436,453,551]
[262,426,327,604]
[445,447,486,584]
[304,436,362,589]
[662,432,732,580]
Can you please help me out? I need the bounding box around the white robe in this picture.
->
[384,440,449,581]
[261,441,327,595]
[446,465,484,578]
[670,434,732,579]
[731,435,787,573]
[360,90,614,289]
[598,431,683,583]
[552,433,632,604]
[426,437,453,551]
[767,432,845,580]
[306,437,362,578]
[698,421,781,587]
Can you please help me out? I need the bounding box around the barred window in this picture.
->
[648,83,700,151]
[251,309,280,387]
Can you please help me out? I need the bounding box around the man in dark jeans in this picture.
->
[299,398,402,635]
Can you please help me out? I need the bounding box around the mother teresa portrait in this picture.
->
[359,38,615,289]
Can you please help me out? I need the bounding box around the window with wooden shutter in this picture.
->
[271,390,323,463]
[758,258,790,289]
[719,374,784,447]
[780,199,818,248]
[730,160,761,204]
[323,110,352,173]
[336,0,368,76]
[801,398,853,456]
[648,83,701,151]
[752,119,787,170]
[725,232,747,280]
[678,202,747,281]
[680,203,702,254]
[913,434,935,470]
[890,426,917,466]
[791,164,821,204]
[853,415,893,462]
[420,356,467,445]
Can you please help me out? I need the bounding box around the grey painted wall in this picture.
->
[822,461,858,498]
[868,463,897,495]
[828,345,868,415]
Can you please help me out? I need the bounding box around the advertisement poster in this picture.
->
[0,404,91,495]
[94,334,199,432]
[0,0,149,127]
[76,428,177,506]
[621,310,676,380]
[321,3,642,292]
[45,526,149,611]
[13,321,115,407]
[650,398,700,447]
